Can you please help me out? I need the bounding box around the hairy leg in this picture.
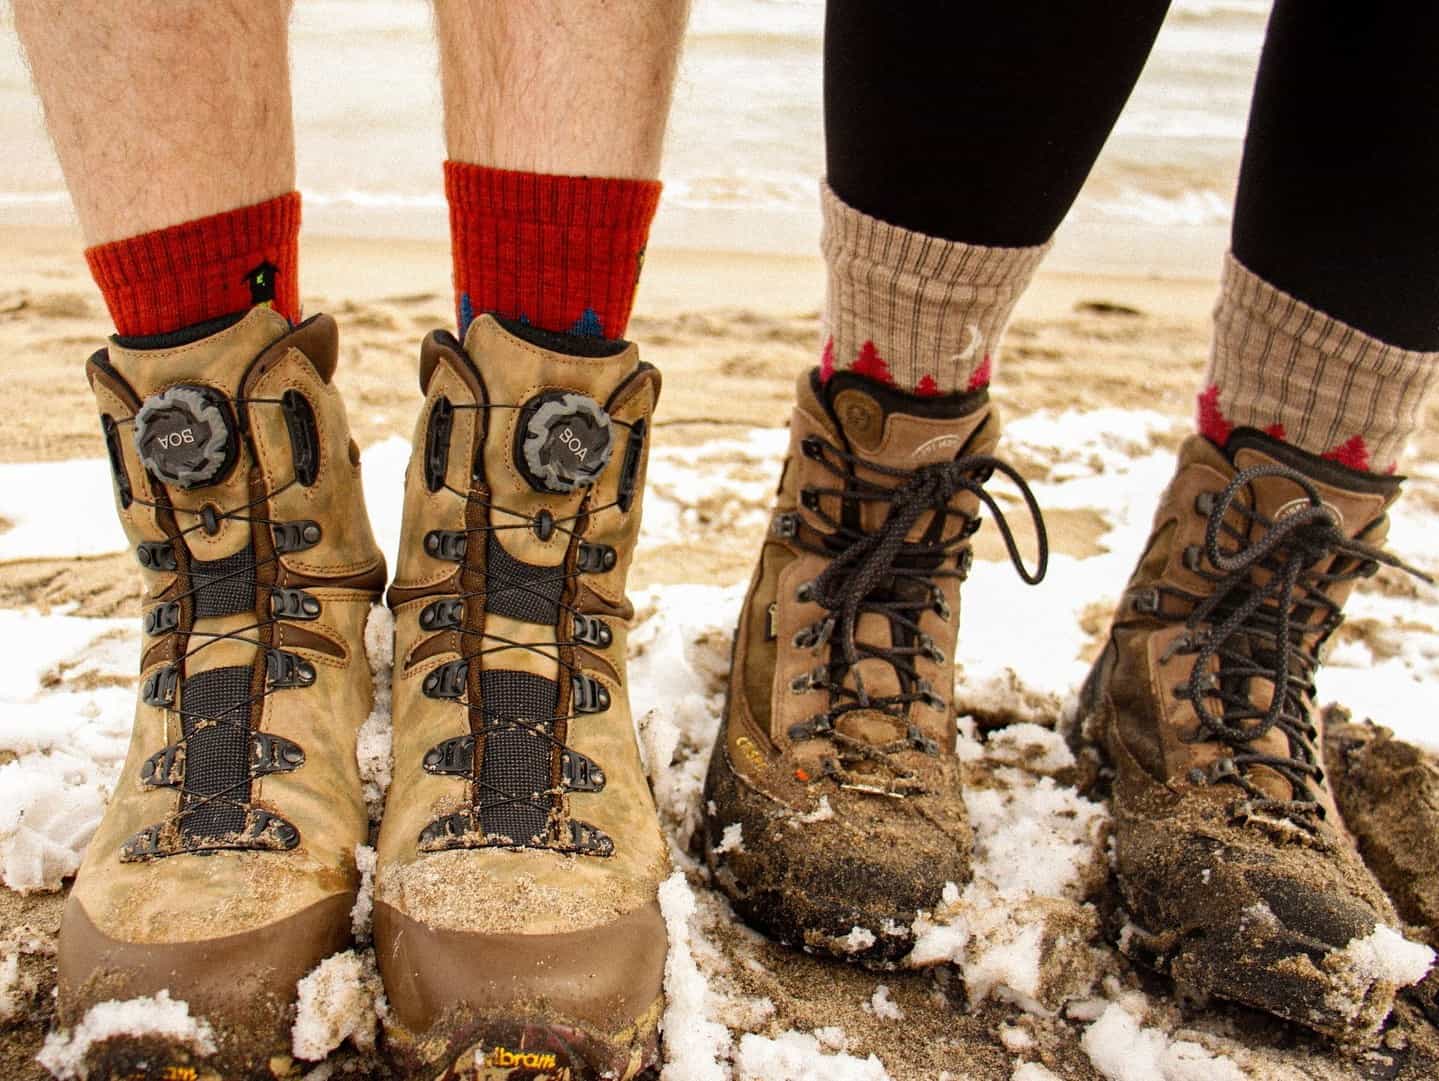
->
[14,0,295,247]
[434,0,688,179]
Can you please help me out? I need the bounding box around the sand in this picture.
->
[4,224,1439,1080]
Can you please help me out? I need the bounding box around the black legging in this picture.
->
[825,0,1439,352]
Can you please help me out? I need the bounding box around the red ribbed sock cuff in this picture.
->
[444,162,661,340]
[85,193,302,337]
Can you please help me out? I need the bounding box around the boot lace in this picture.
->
[1152,463,1430,827]
[785,434,1048,787]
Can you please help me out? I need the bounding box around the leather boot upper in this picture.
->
[64,308,385,1072]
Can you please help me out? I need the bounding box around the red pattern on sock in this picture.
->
[820,337,835,383]
[85,194,301,337]
[850,341,895,385]
[966,355,993,392]
[1196,384,1234,445]
[915,374,940,397]
[1323,435,1372,472]
[445,162,660,339]
[1265,423,1287,440]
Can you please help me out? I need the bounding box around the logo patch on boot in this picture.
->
[516,391,613,494]
[133,385,236,489]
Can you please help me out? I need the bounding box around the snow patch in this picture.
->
[1339,923,1434,988]
[356,605,394,822]
[714,822,744,854]
[865,984,903,1021]
[291,950,385,1062]
[658,872,731,1081]
[733,1031,890,1081]
[38,991,216,1080]
[350,844,377,942]
[1081,1002,1245,1081]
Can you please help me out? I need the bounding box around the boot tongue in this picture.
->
[1223,427,1398,540]
[820,370,998,471]
[107,307,291,493]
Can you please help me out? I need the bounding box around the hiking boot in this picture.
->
[1079,427,1432,1041]
[373,316,668,1080]
[61,308,386,1078]
[700,370,1046,964]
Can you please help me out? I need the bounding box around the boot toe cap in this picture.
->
[373,898,665,1080]
[56,891,355,1079]
[703,760,969,963]
[1117,820,1403,1040]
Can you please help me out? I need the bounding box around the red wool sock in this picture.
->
[85,193,302,338]
[444,162,661,341]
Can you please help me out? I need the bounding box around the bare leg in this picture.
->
[14,0,295,246]
[434,0,688,178]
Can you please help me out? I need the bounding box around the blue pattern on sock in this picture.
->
[569,308,604,338]
[458,293,474,336]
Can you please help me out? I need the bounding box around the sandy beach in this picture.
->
[1,222,1438,1080]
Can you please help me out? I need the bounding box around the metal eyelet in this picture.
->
[533,509,556,542]
[1182,545,1203,572]
[801,435,824,459]
[1132,588,1159,614]
[1195,492,1218,516]
[774,513,799,539]
[800,488,820,511]
[796,582,815,603]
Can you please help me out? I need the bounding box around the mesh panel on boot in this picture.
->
[477,669,559,843]
[179,665,253,840]
[484,534,563,625]
[190,545,258,619]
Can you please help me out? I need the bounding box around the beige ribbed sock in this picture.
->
[1200,254,1439,473]
[819,182,1050,396]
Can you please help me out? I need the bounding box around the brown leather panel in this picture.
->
[407,628,461,671]
[388,574,459,610]
[285,563,388,594]
[375,899,666,1034]
[280,622,346,660]
[59,891,354,1044]
[575,583,633,620]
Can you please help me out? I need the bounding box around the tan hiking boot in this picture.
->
[700,370,1046,964]
[373,317,668,1080]
[61,308,386,1078]
[1079,427,1432,1041]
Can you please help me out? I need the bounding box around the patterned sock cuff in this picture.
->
[445,162,661,341]
[1201,253,1439,472]
[820,182,1050,395]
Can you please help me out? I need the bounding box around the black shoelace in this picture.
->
[1157,463,1431,827]
[785,434,1048,786]
[116,397,313,849]
[421,400,638,847]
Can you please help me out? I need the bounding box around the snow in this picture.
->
[350,844,377,942]
[0,611,132,893]
[0,459,126,561]
[1337,924,1434,988]
[291,950,384,1062]
[658,872,731,1081]
[1011,1065,1063,1081]
[837,926,877,954]
[714,822,744,854]
[733,1031,891,1081]
[1081,1002,1245,1081]
[356,605,395,822]
[37,991,216,1080]
[865,984,904,1021]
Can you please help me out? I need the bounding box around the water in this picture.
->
[0,0,1269,273]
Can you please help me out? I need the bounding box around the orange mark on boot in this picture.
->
[794,768,811,783]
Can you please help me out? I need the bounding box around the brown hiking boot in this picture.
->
[60,308,386,1078]
[700,370,1046,964]
[373,317,668,1080]
[1079,427,1433,1041]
